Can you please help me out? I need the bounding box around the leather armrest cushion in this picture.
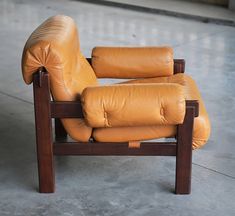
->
[81,83,185,128]
[91,46,174,79]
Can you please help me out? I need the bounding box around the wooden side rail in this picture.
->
[86,58,185,74]
[54,142,177,156]
[33,68,197,194]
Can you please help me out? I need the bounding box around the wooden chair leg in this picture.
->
[175,104,195,194]
[55,118,67,141]
[33,70,55,193]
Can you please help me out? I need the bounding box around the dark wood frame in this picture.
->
[33,59,198,194]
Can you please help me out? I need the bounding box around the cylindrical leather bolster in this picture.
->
[91,46,174,79]
[81,83,185,128]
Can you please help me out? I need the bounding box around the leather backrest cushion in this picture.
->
[92,46,174,79]
[21,15,98,142]
[22,15,98,100]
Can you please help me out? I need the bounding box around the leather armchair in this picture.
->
[21,15,210,194]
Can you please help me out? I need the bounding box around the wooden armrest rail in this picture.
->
[34,69,197,119]
[51,101,84,118]
[50,100,198,118]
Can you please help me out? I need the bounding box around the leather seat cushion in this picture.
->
[92,73,211,149]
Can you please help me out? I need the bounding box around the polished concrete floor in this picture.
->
[102,0,235,25]
[0,0,235,215]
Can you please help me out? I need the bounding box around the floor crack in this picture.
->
[193,162,235,180]
[0,90,33,105]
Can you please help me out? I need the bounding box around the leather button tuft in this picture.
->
[160,107,164,116]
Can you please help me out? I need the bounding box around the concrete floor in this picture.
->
[103,0,235,25]
[0,0,235,215]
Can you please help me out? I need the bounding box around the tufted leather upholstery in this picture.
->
[93,73,211,149]
[81,83,185,127]
[22,15,210,149]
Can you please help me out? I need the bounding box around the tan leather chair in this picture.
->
[22,15,210,194]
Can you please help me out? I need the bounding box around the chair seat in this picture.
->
[92,73,210,149]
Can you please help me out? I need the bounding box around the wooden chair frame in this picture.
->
[33,58,198,194]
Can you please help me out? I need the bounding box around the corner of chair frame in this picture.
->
[32,66,198,194]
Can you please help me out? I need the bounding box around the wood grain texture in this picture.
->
[173,59,185,74]
[33,69,55,193]
[51,101,84,118]
[175,101,197,194]
[53,142,177,156]
[55,118,67,141]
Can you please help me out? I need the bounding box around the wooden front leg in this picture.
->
[33,69,55,193]
[175,101,197,194]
